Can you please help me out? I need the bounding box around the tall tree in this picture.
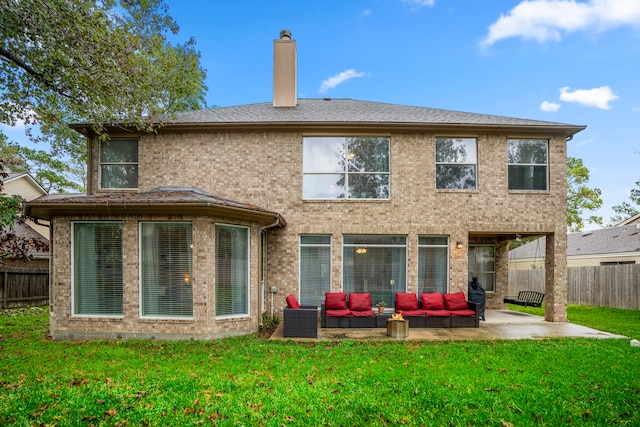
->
[0,0,207,157]
[567,156,602,232]
[609,179,640,225]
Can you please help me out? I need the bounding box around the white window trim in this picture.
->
[138,221,194,320]
[71,221,124,318]
[215,223,251,320]
[341,235,408,292]
[507,139,549,191]
[435,137,478,191]
[99,139,139,190]
[302,136,391,201]
[299,235,332,307]
[417,235,450,294]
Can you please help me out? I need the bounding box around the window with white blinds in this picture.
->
[72,222,123,316]
[299,235,331,307]
[140,222,193,318]
[418,236,449,294]
[215,224,249,317]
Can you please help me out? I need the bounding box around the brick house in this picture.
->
[26,31,585,340]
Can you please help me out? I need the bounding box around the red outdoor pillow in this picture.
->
[325,292,348,310]
[421,292,445,310]
[395,292,419,311]
[443,292,468,311]
[349,293,372,312]
[285,294,300,309]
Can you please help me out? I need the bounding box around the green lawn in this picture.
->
[1,306,639,426]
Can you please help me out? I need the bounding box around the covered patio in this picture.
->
[270,309,625,341]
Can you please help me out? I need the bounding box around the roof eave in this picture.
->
[72,121,586,138]
[25,201,287,228]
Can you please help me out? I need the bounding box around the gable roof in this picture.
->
[4,172,47,197]
[24,187,286,227]
[510,224,640,259]
[72,98,585,136]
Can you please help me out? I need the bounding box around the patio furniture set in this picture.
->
[283,291,480,338]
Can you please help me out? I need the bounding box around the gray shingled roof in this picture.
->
[157,98,583,130]
[510,224,640,259]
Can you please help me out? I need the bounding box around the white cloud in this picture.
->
[559,85,618,109]
[362,9,372,16]
[318,69,366,94]
[480,0,640,48]
[402,0,436,8]
[540,100,561,112]
[632,106,640,112]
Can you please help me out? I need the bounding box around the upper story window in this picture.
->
[100,139,138,189]
[435,137,477,190]
[508,139,548,191]
[303,136,390,199]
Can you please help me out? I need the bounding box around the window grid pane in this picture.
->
[100,139,138,189]
[436,138,477,190]
[508,139,548,190]
[140,222,193,318]
[215,225,249,317]
[303,136,390,199]
[73,222,123,316]
[300,236,331,307]
[343,235,406,308]
[468,245,495,292]
[418,235,449,295]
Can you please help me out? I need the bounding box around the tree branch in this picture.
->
[0,47,73,99]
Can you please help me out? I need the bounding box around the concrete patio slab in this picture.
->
[269,309,626,341]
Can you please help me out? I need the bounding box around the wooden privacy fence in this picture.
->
[508,264,640,310]
[0,267,49,309]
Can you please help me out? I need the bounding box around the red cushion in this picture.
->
[421,292,445,310]
[425,309,451,317]
[395,293,419,311]
[325,309,352,317]
[285,294,300,309]
[325,292,347,310]
[351,309,375,317]
[349,293,372,312]
[444,292,468,311]
[450,309,475,317]
[400,310,426,317]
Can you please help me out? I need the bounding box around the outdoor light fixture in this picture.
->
[456,241,463,249]
[355,247,368,254]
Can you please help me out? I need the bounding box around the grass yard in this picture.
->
[1,306,639,426]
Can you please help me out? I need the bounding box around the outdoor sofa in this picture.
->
[283,294,318,338]
[321,291,479,329]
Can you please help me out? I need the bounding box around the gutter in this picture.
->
[259,215,284,320]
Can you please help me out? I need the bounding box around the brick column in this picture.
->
[545,232,567,322]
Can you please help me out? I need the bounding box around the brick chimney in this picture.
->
[273,29,297,107]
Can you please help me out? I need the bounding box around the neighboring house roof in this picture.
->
[510,224,640,259]
[25,187,286,227]
[617,212,640,226]
[72,98,585,136]
[4,172,47,198]
[1,221,49,259]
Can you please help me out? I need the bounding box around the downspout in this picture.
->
[258,216,283,321]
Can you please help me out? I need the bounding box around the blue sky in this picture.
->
[3,0,639,228]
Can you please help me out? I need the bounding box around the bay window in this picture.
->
[215,224,249,317]
[140,222,193,318]
[72,222,123,316]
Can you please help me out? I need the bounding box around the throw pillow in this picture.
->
[443,292,468,311]
[421,292,445,310]
[395,292,419,311]
[325,292,348,310]
[349,293,372,312]
[285,294,300,309]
